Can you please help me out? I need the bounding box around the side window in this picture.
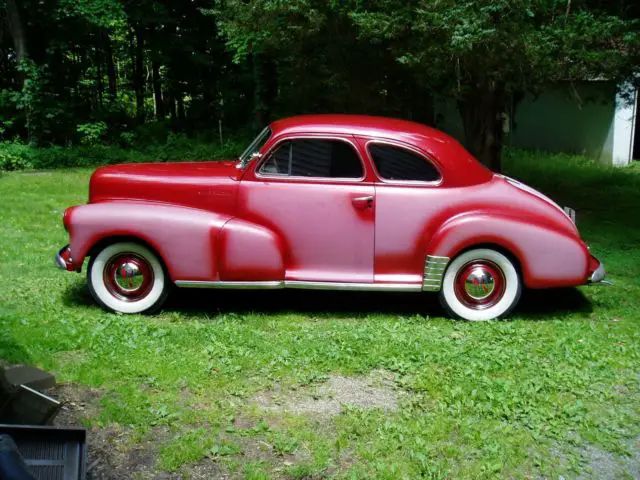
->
[369,144,441,182]
[260,141,291,175]
[259,139,363,179]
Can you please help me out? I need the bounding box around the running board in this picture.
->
[174,280,423,292]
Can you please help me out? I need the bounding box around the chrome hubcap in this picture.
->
[454,260,506,310]
[463,267,496,300]
[104,253,154,302]
[114,261,145,292]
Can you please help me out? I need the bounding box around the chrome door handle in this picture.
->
[352,195,374,209]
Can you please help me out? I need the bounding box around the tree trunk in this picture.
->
[6,0,28,86]
[6,0,27,62]
[457,86,505,172]
[167,87,177,121]
[152,59,164,119]
[97,60,103,107]
[133,25,145,123]
[251,53,277,129]
[102,30,117,98]
[176,94,185,120]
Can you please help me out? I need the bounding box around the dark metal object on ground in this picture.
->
[0,368,61,425]
[3,366,56,391]
[0,434,36,480]
[0,385,61,425]
[0,425,87,480]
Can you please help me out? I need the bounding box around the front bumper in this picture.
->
[55,244,76,271]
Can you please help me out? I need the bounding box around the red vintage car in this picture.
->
[55,115,607,320]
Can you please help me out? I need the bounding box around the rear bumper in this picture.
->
[587,255,610,286]
[55,244,76,271]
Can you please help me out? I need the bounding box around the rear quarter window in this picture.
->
[369,144,441,182]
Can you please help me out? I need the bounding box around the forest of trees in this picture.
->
[0,0,638,171]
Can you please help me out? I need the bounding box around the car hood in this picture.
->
[89,161,240,213]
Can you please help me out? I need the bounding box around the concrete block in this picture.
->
[3,365,56,391]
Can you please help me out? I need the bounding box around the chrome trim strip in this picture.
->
[175,280,422,292]
[285,281,421,292]
[563,206,576,224]
[255,135,367,182]
[175,280,284,289]
[423,255,450,292]
[363,139,444,187]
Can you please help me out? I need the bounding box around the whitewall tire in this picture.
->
[439,248,521,321]
[87,242,169,314]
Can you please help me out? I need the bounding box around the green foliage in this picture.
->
[158,428,216,471]
[3,0,636,169]
[0,134,247,171]
[211,0,639,168]
[57,0,126,29]
[0,141,33,170]
[351,0,639,99]
[1,152,639,477]
[77,121,108,145]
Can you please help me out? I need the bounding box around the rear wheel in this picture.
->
[439,248,521,321]
[87,242,169,314]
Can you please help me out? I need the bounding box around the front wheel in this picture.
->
[88,242,169,314]
[439,248,521,321]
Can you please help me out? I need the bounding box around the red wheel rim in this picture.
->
[103,253,154,302]
[454,260,506,310]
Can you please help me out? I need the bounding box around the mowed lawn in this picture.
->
[1,152,639,479]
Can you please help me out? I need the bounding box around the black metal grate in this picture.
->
[0,425,87,480]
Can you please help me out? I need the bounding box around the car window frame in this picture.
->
[365,139,443,187]
[254,135,367,183]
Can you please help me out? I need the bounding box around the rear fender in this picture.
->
[426,213,589,288]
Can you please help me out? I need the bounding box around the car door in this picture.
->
[362,139,444,285]
[238,135,375,283]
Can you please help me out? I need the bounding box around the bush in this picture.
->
[0,142,34,171]
[0,136,248,171]
[77,122,108,145]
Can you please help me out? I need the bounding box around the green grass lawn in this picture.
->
[1,152,639,479]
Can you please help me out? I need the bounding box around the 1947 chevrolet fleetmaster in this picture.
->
[56,115,607,321]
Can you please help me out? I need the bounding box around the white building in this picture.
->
[434,81,639,167]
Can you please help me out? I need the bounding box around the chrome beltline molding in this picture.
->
[176,256,451,292]
[422,255,450,292]
[175,280,422,292]
[175,280,283,289]
[285,281,422,292]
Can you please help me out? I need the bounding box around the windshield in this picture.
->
[239,127,271,167]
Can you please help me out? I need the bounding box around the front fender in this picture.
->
[426,213,590,288]
[217,218,285,281]
[66,201,231,281]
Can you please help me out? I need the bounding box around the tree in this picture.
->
[5,0,27,67]
[351,0,640,170]
[211,0,425,127]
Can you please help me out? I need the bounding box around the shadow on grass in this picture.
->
[160,285,592,321]
[517,287,592,319]
[61,282,95,308]
[0,331,32,365]
[62,276,592,320]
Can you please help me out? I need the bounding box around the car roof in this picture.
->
[270,114,455,145]
[267,114,494,187]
